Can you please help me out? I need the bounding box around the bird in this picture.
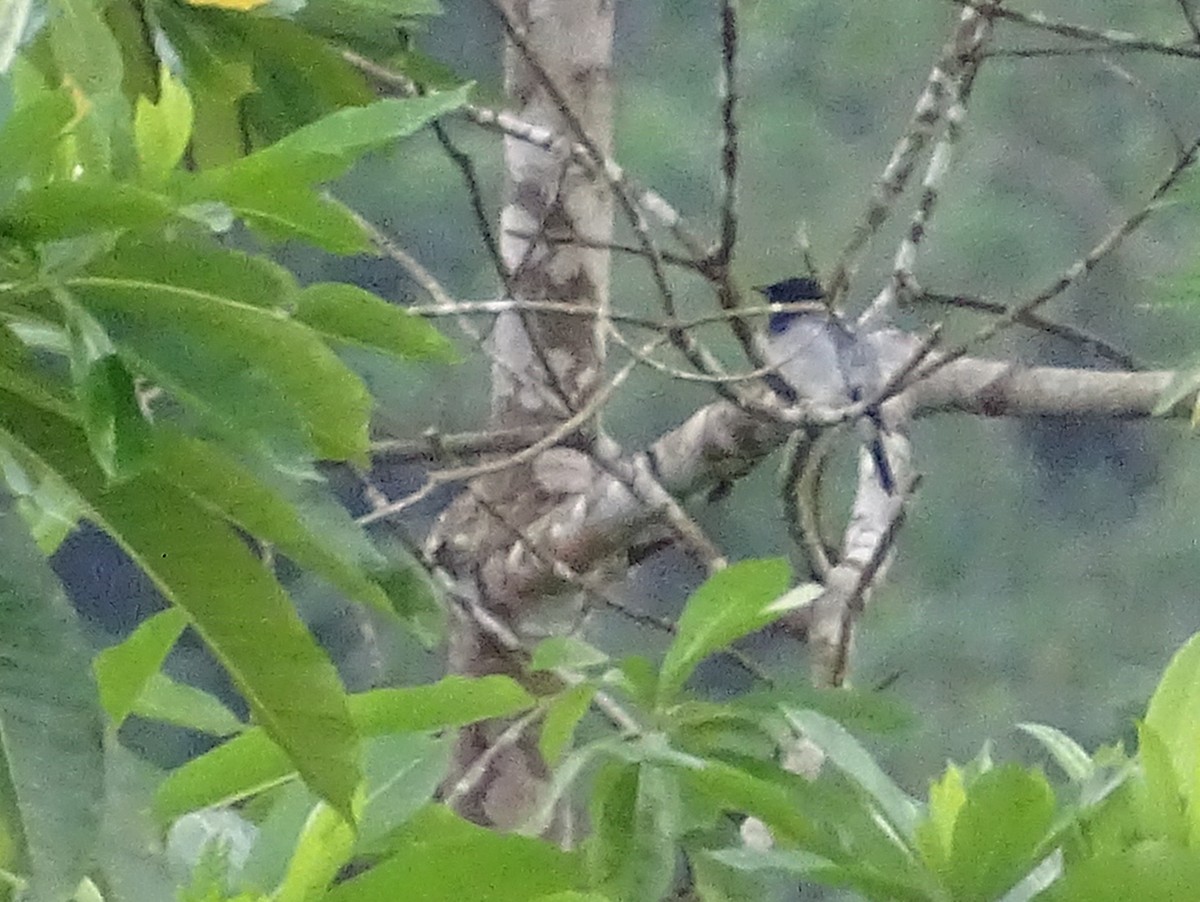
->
[755,277,895,493]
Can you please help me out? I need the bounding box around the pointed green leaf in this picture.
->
[350,676,536,734]
[150,429,393,614]
[783,707,920,840]
[274,800,356,902]
[157,730,292,821]
[531,636,609,673]
[588,762,679,901]
[0,181,176,242]
[1145,631,1200,819]
[207,182,376,253]
[94,606,188,728]
[1134,722,1189,845]
[357,733,451,854]
[945,764,1055,901]
[659,559,792,702]
[78,353,152,479]
[540,683,596,765]
[131,671,245,737]
[232,89,470,183]
[915,763,965,876]
[295,282,457,361]
[135,68,193,183]
[157,676,533,819]
[70,274,372,464]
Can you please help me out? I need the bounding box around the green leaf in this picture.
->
[204,182,376,253]
[0,392,360,820]
[324,805,583,902]
[367,547,445,646]
[47,0,123,101]
[350,675,536,734]
[94,606,188,728]
[295,282,457,362]
[737,682,914,734]
[666,701,778,762]
[0,493,104,900]
[608,656,657,707]
[915,763,965,876]
[104,0,159,102]
[1144,631,1200,826]
[231,89,470,184]
[229,13,373,144]
[131,671,245,737]
[658,559,792,702]
[157,676,533,819]
[135,67,194,183]
[237,782,316,894]
[157,730,292,821]
[688,848,780,902]
[274,800,356,902]
[587,762,679,902]
[540,683,596,765]
[357,732,452,854]
[531,636,610,673]
[1133,722,1189,845]
[77,353,152,479]
[0,86,75,203]
[944,764,1055,901]
[783,707,920,841]
[701,847,839,894]
[47,0,128,175]
[670,756,829,853]
[704,844,932,902]
[150,429,394,615]
[0,181,176,242]
[95,233,298,309]
[1017,723,1094,783]
[154,1,254,168]
[1045,843,1200,902]
[70,272,372,464]
[0,440,86,553]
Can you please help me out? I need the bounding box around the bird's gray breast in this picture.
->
[764,315,853,407]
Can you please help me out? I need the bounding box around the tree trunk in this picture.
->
[428,0,614,838]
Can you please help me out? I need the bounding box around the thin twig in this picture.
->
[917,132,1200,381]
[359,338,662,525]
[828,4,992,309]
[914,291,1142,371]
[959,0,1200,59]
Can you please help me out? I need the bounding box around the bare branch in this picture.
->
[828,4,993,309]
[919,132,1200,379]
[960,0,1200,59]
[914,290,1142,371]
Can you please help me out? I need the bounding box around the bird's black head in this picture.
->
[755,277,826,334]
